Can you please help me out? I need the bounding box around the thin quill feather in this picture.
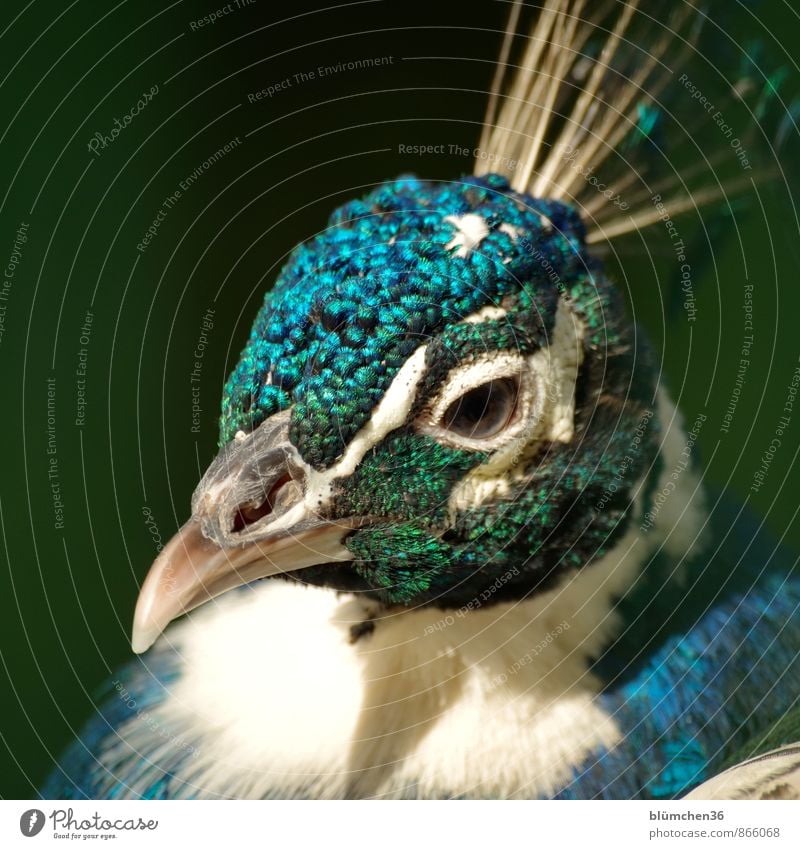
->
[476,0,784,244]
[478,0,524,154]
[530,0,641,197]
[542,6,698,203]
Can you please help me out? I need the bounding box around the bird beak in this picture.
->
[131,516,353,654]
[131,412,355,654]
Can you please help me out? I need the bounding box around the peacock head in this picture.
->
[132,174,660,653]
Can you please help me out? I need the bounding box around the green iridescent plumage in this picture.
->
[220,174,589,466]
[218,174,660,606]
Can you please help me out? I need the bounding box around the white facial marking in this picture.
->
[304,344,429,509]
[462,305,508,323]
[498,222,524,241]
[444,213,489,258]
[540,298,585,442]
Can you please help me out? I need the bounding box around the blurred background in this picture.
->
[1,0,799,797]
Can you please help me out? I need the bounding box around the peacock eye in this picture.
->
[441,377,520,440]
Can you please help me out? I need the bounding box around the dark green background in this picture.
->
[1,0,799,798]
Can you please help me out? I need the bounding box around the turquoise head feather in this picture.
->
[212,174,659,607]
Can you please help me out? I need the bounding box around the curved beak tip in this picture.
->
[131,623,158,655]
[130,567,176,654]
[129,514,355,655]
[129,519,220,655]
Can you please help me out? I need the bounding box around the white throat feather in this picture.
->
[102,390,705,800]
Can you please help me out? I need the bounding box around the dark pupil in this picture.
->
[442,378,518,439]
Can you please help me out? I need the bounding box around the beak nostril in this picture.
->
[231,473,294,533]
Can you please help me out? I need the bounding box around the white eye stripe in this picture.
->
[303,343,430,508]
[461,305,508,324]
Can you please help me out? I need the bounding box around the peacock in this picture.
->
[43,0,800,800]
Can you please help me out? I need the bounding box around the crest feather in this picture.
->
[477,0,792,244]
